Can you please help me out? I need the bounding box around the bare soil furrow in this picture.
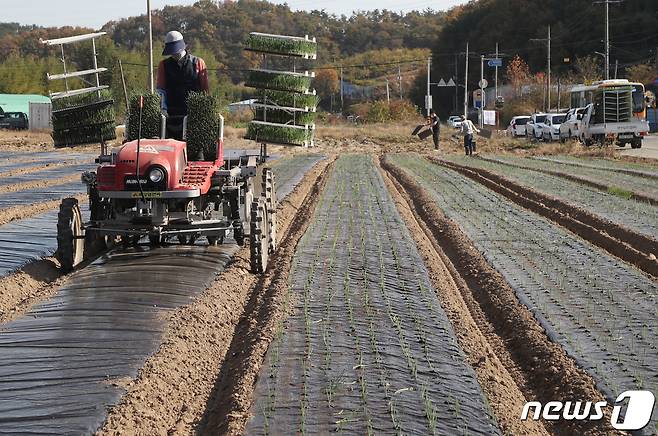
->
[382,155,618,436]
[0,161,81,181]
[0,174,81,195]
[435,158,658,278]
[443,154,658,243]
[387,153,657,434]
[532,156,658,181]
[377,156,549,436]
[97,156,335,435]
[195,156,336,435]
[478,155,658,206]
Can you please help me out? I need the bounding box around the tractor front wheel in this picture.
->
[250,198,269,274]
[56,198,85,272]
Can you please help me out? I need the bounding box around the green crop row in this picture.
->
[254,108,315,126]
[126,92,162,141]
[52,121,116,147]
[246,33,317,58]
[186,92,222,161]
[246,122,313,146]
[52,90,116,146]
[259,90,319,110]
[246,70,313,93]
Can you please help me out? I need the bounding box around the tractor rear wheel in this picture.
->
[262,168,277,253]
[56,198,84,272]
[250,198,269,274]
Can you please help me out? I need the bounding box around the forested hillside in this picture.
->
[0,0,444,107]
[407,0,657,117]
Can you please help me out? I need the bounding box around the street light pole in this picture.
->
[530,26,551,111]
[147,0,154,93]
[495,42,499,100]
[594,0,622,81]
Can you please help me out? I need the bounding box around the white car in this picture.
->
[541,113,567,142]
[447,115,463,129]
[507,116,531,137]
[559,107,586,142]
[525,113,547,140]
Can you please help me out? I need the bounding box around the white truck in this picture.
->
[572,80,649,148]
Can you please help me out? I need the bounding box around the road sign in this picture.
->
[479,79,488,89]
[473,89,484,109]
[488,58,502,68]
[447,78,456,86]
[438,78,447,87]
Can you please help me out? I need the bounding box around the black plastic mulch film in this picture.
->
[389,154,658,435]
[268,154,325,200]
[247,155,500,435]
[442,155,658,241]
[0,246,236,434]
[0,210,87,277]
[0,152,323,434]
[487,155,658,200]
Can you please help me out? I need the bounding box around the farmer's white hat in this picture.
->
[163,30,186,56]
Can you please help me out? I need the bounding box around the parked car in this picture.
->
[447,115,463,129]
[507,116,531,137]
[559,107,587,142]
[541,113,567,142]
[525,113,547,140]
[0,112,28,130]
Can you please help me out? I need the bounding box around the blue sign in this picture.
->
[488,59,503,68]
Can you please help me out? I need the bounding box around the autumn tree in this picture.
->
[506,55,530,97]
[313,69,340,105]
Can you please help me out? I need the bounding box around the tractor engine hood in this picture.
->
[112,139,187,191]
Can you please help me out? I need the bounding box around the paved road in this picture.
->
[618,135,658,160]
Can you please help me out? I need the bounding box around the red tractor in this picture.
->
[56,108,277,274]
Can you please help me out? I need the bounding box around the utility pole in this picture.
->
[426,56,431,116]
[340,67,344,111]
[614,59,618,79]
[531,26,551,111]
[386,79,390,104]
[398,64,402,99]
[495,42,499,100]
[147,0,154,93]
[464,42,469,119]
[546,25,551,112]
[480,54,485,128]
[454,54,459,114]
[594,0,622,81]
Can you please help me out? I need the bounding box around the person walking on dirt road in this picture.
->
[428,109,441,150]
[156,31,210,119]
[460,115,480,155]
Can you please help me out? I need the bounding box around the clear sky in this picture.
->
[3,0,467,29]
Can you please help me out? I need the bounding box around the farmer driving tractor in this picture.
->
[156,30,209,140]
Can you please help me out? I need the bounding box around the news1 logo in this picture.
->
[521,390,656,431]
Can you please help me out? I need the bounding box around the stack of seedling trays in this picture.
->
[244,32,318,147]
[51,90,116,147]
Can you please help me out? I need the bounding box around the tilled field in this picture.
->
[0,143,656,436]
[388,153,658,433]
[484,155,658,201]
[443,155,658,240]
[247,155,500,435]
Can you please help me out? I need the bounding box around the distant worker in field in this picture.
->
[156,31,209,118]
[428,109,441,150]
[460,115,480,155]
